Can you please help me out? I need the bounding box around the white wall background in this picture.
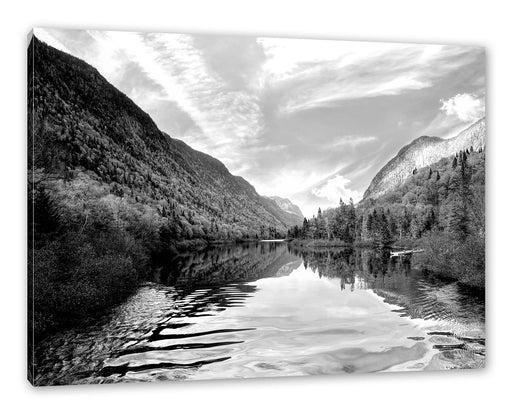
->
[1,1,510,413]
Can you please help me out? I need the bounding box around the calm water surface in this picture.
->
[34,242,485,385]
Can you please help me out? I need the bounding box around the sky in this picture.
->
[34,28,486,217]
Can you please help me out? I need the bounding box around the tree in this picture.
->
[316,208,327,239]
[301,218,311,239]
[450,152,472,240]
[362,213,374,242]
[331,204,345,240]
[30,186,62,242]
[378,212,391,245]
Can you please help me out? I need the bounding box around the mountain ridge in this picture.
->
[363,118,486,200]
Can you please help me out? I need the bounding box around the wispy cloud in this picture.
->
[323,135,377,150]
[105,32,264,152]
[257,38,481,115]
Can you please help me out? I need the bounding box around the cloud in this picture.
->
[312,175,363,205]
[440,93,485,122]
[257,39,481,115]
[108,32,264,151]
[422,92,485,138]
[33,28,71,54]
[324,135,377,150]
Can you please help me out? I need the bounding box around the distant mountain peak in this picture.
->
[364,118,486,200]
[267,196,304,220]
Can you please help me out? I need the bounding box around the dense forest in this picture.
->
[288,147,485,288]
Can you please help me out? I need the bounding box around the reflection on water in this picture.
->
[34,242,485,385]
[296,247,485,327]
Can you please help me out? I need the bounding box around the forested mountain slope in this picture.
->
[364,118,485,200]
[28,36,301,241]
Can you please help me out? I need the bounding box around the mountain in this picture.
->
[266,196,304,220]
[363,118,486,200]
[28,36,302,240]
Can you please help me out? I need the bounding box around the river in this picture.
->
[33,241,485,385]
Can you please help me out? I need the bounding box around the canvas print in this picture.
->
[28,28,486,386]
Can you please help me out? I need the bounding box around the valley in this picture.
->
[27,31,486,385]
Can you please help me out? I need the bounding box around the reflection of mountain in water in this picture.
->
[98,243,303,379]
[292,247,485,327]
[162,242,302,290]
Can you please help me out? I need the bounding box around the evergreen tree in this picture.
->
[347,199,357,243]
[362,213,373,242]
[378,212,391,245]
[301,218,311,239]
[450,152,472,240]
[316,208,327,239]
[30,186,62,242]
[331,208,342,239]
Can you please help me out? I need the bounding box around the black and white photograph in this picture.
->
[28,27,487,386]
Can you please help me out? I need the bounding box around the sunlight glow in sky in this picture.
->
[35,28,485,217]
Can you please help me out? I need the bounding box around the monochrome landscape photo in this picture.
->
[28,28,485,386]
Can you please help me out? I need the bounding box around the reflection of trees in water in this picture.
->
[290,247,411,289]
[161,242,301,290]
[158,243,483,326]
[291,247,484,324]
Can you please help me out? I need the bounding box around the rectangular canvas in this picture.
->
[28,28,486,386]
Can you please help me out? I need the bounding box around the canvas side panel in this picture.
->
[27,30,35,386]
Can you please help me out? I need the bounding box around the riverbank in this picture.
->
[413,232,485,289]
[288,239,352,248]
[171,237,269,252]
[288,237,425,249]
[31,237,273,340]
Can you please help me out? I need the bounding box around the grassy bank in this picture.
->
[414,232,485,289]
[29,231,148,339]
[289,238,398,249]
